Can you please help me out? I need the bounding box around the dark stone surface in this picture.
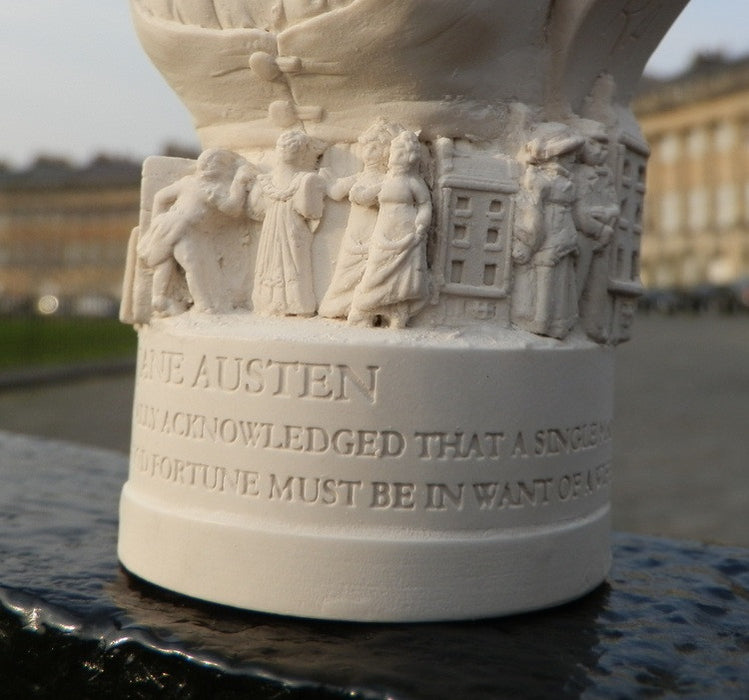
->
[1,430,748,699]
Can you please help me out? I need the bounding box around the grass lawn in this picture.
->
[0,317,137,370]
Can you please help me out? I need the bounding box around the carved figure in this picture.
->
[573,119,620,343]
[349,130,431,328]
[512,124,584,340]
[136,149,255,315]
[318,120,404,319]
[250,131,327,316]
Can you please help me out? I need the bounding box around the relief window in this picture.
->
[450,260,464,284]
[483,264,497,286]
[443,189,509,295]
[453,224,469,243]
[616,246,626,276]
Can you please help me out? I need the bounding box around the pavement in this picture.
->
[0,314,747,546]
[613,313,749,546]
[0,367,135,454]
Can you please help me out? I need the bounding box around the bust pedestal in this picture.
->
[119,0,689,620]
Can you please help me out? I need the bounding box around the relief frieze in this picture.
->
[120,110,648,346]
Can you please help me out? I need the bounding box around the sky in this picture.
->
[1,0,748,168]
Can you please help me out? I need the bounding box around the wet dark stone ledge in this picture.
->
[1,430,748,699]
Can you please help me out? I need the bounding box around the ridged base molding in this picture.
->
[119,316,615,621]
[119,489,610,622]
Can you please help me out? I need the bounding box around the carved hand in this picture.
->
[512,241,532,264]
[596,224,614,249]
[236,163,257,185]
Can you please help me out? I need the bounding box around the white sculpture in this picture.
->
[348,130,431,328]
[511,124,584,340]
[135,149,255,315]
[250,131,326,316]
[318,119,403,320]
[119,0,691,622]
[574,119,621,343]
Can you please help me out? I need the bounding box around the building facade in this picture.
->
[635,54,749,289]
[0,159,140,313]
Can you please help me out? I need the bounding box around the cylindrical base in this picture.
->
[119,315,614,621]
[120,486,610,621]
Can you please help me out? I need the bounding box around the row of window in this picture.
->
[0,204,138,220]
[654,119,749,163]
[654,183,749,234]
[0,239,126,266]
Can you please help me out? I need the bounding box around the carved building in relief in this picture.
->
[427,140,519,326]
[607,133,648,342]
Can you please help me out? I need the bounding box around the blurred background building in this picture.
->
[0,156,139,316]
[635,52,749,310]
[0,146,197,316]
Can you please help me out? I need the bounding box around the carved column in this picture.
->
[118,0,690,621]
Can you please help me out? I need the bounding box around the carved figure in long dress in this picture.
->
[250,130,326,316]
[136,148,256,315]
[349,130,432,328]
[511,123,584,340]
[573,119,620,343]
[318,119,404,319]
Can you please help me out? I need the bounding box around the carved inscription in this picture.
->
[134,347,613,517]
[134,402,611,463]
[134,403,406,457]
[138,347,379,403]
[133,446,611,513]
[413,423,611,460]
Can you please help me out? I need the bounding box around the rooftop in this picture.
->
[635,51,749,114]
